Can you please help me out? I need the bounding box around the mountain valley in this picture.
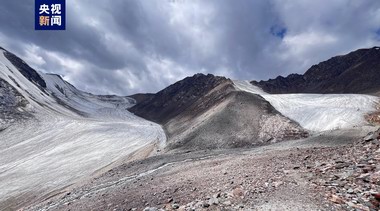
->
[0,47,380,211]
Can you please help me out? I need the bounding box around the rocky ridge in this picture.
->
[252,47,380,95]
[3,49,46,89]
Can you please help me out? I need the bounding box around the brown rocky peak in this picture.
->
[251,46,380,95]
[129,73,232,124]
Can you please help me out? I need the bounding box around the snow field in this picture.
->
[234,80,379,132]
[0,50,166,205]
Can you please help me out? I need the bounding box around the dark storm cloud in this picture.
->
[0,0,380,95]
[0,0,128,70]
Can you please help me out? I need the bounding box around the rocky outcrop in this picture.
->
[129,74,308,151]
[252,47,380,95]
[0,78,30,130]
[2,48,47,89]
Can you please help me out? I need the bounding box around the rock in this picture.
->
[213,192,221,198]
[335,163,350,169]
[329,195,344,204]
[347,202,371,211]
[232,187,244,198]
[363,133,375,142]
[172,203,180,209]
[223,201,232,206]
[346,201,355,207]
[358,173,370,179]
[372,192,380,200]
[202,202,210,208]
[362,167,371,173]
[359,173,371,183]
[194,201,203,208]
[143,207,158,211]
[347,188,354,194]
[370,198,380,207]
[208,197,219,205]
[272,181,283,188]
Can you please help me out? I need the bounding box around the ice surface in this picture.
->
[234,80,379,132]
[0,50,166,206]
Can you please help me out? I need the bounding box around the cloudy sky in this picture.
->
[1,0,380,95]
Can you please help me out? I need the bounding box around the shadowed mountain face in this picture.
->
[128,93,155,104]
[129,74,231,124]
[129,74,308,151]
[3,49,46,89]
[251,47,380,95]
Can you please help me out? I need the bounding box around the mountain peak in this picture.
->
[251,46,380,95]
[3,50,46,88]
[192,73,215,77]
[129,74,232,123]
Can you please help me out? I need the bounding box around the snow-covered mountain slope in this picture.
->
[0,48,165,210]
[234,80,379,132]
[42,73,136,119]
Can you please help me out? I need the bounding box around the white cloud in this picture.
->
[282,31,338,59]
[23,45,46,67]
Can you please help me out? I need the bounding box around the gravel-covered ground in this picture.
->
[26,126,380,211]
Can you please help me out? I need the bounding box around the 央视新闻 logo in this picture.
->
[35,0,66,30]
